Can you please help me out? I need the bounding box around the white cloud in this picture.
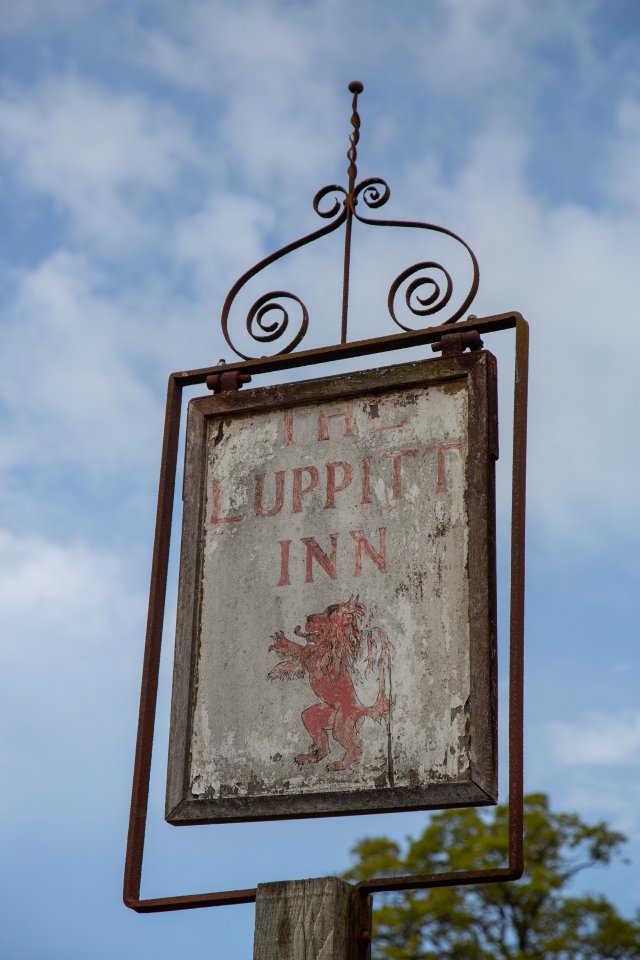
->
[606,96,640,214]
[131,1,360,191]
[175,191,275,293]
[0,74,200,249]
[550,712,640,766]
[0,528,141,655]
[0,526,143,735]
[0,251,161,472]
[0,0,92,34]
[0,527,146,820]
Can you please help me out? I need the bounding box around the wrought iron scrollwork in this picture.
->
[354,177,391,209]
[220,81,479,360]
[313,184,348,219]
[247,290,308,344]
[388,262,454,329]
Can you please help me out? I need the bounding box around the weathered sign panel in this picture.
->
[166,352,498,823]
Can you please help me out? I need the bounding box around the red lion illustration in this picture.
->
[268,597,391,771]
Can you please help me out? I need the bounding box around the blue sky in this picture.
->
[2,1,640,957]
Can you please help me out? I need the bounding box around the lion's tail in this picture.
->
[363,628,391,721]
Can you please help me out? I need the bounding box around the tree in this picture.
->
[345,793,640,959]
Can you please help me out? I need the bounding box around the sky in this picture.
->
[1,0,640,957]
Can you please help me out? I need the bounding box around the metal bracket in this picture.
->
[432,326,483,358]
[205,370,252,394]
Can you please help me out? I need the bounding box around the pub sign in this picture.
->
[166,350,498,823]
[124,81,528,916]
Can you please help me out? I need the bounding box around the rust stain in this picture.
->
[212,420,224,447]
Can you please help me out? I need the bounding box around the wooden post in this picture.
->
[253,876,370,960]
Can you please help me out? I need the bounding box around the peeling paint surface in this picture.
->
[184,378,481,805]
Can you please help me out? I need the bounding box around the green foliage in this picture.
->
[345,793,640,960]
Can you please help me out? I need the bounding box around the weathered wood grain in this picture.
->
[165,400,208,818]
[253,877,359,960]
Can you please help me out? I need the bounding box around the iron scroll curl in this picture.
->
[219,82,479,360]
[351,175,479,330]
[220,187,347,361]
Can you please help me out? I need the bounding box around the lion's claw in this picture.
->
[327,760,350,772]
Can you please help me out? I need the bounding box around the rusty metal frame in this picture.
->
[123,308,528,913]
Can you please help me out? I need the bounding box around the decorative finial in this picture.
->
[347,81,364,190]
[220,78,479,360]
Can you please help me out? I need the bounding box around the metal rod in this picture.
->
[340,81,364,343]
[178,311,524,384]
[123,376,185,908]
[340,206,354,344]
[507,314,529,877]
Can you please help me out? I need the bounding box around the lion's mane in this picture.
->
[301,596,366,681]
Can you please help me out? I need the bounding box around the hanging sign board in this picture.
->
[166,351,498,824]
